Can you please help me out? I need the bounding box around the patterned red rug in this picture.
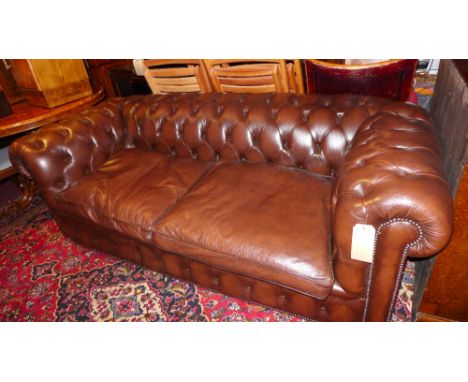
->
[0,200,414,322]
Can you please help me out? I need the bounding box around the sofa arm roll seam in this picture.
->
[8,99,129,193]
[362,218,423,321]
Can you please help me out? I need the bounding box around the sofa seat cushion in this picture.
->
[153,161,334,299]
[58,148,213,242]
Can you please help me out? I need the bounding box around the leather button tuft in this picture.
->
[356,159,366,168]
[397,168,409,177]
[279,294,286,306]
[192,105,200,115]
[353,184,365,197]
[58,129,69,138]
[33,140,44,150]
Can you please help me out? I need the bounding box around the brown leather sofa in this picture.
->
[9,93,454,321]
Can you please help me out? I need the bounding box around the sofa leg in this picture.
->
[0,174,36,219]
[15,175,36,208]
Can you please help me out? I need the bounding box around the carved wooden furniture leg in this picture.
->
[0,174,36,219]
[0,166,17,219]
[15,174,36,209]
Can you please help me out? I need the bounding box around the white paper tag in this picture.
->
[350,224,376,263]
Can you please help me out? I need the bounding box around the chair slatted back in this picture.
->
[143,60,212,94]
[204,59,304,94]
[209,64,284,93]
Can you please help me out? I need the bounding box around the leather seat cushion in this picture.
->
[153,161,334,299]
[58,149,213,242]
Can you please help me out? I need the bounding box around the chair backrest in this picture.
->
[209,63,285,93]
[204,59,304,94]
[143,59,212,94]
[285,59,305,94]
[304,59,418,101]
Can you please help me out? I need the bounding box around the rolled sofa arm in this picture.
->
[331,102,454,320]
[9,99,127,195]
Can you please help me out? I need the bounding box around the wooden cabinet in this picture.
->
[0,59,25,105]
[84,59,133,98]
[417,60,468,322]
[84,59,151,99]
[9,59,92,108]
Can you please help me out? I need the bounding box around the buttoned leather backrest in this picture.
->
[9,99,127,194]
[122,93,398,176]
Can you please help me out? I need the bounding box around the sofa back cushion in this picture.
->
[122,93,393,176]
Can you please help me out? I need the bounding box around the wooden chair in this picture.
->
[143,60,212,94]
[285,59,305,94]
[304,59,418,101]
[203,59,304,94]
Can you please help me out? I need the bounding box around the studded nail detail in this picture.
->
[362,218,424,321]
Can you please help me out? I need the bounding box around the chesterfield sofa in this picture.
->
[9,93,453,321]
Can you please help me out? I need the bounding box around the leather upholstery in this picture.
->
[153,160,334,299]
[54,212,364,321]
[329,103,454,319]
[9,93,454,321]
[9,99,127,197]
[58,149,213,243]
[121,93,397,175]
